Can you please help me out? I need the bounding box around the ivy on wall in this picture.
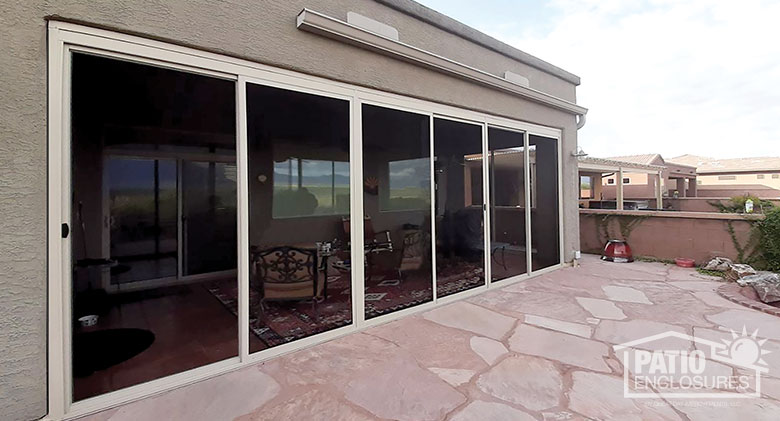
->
[757,208,780,271]
[584,213,648,254]
[724,219,761,264]
[708,195,778,270]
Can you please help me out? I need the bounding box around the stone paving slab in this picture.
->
[524,314,593,338]
[509,324,611,372]
[476,354,563,411]
[423,301,516,340]
[576,296,627,320]
[80,255,780,421]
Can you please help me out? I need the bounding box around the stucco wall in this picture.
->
[664,198,780,212]
[0,3,49,420]
[0,1,581,419]
[580,209,760,264]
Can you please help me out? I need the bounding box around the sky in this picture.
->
[415,0,780,159]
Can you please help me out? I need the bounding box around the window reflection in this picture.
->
[70,53,237,400]
[383,158,432,211]
[530,135,560,270]
[247,84,352,353]
[434,118,485,298]
[363,104,433,318]
[488,127,528,281]
[272,158,350,218]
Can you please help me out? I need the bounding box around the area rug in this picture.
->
[205,262,485,348]
[206,275,352,349]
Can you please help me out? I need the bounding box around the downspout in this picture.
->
[576,113,587,130]
[573,112,586,267]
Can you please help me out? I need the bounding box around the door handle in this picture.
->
[62,223,70,239]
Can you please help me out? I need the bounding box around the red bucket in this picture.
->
[675,258,695,268]
[602,240,634,263]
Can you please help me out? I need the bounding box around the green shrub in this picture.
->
[757,208,780,272]
[709,195,775,214]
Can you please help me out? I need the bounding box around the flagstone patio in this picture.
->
[81,255,780,421]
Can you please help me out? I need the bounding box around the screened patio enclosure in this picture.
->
[51,24,565,415]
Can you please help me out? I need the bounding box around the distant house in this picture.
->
[578,156,665,209]
[600,154,697,199]
[670,155,780,198]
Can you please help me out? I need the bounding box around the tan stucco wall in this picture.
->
[580,210,759,264]
[665,198,780,212]
[698,173,780,189]
[0,2,581,418]
[696,173,780,199]
[602,172,649,186]
[601,173,656,200]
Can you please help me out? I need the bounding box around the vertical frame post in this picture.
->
[482,123,492,287]
[429,114,437,300]
[524,132,532,274]
[236,76,250,361]
[557,134,564,266]
[48,24,69,420]
[350,97,365,327]
[617,167,625,210]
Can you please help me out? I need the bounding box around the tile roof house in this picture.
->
[670,155,780,198]
[577,153,697,210]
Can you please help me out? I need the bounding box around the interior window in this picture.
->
[381,158,432,211]
[272,158,350,218]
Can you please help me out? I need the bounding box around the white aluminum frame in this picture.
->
[47,21,565,420]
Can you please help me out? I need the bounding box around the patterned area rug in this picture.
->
[206,262,485,349]
[206,275,352,350]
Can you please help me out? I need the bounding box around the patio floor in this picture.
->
[81,255,780,420]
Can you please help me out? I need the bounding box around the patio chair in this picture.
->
[342,216,396,280]
[341,216,394,254]
[253,246,321,319]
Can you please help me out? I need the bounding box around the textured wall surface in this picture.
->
[0,1,582,419]
[580,210,757,264]
[0,2,50,420]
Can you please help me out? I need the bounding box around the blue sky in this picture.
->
[415,0,780,159]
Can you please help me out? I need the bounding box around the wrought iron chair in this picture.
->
[253,246,320,319]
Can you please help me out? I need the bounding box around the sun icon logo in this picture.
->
[717,326,772,368]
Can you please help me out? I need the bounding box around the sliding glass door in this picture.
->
[529,135,561,271]
[362,104,433,318]
[433,118,485,298]
[70,52,238,401]
[61,42,562,410]
[182,160,237,276]
[106,157,178,284]
[487,127,529,282]
[246,83,353,353]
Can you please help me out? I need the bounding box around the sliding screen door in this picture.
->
[487,127,528,281]
[529,135,560,270]
[433,118,485,298]
[246,83,352,353]
[362,104,433,318]
[70,53,237,401]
